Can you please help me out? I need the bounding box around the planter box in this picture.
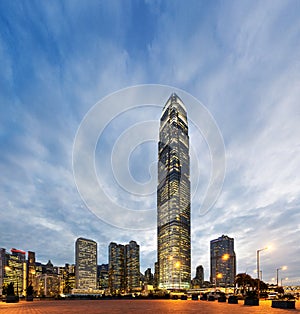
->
[191,294,198,301]
[228,296,238,304]
[244,298,259,306]
[6,295,19,303]
[272,300,295,309]
[208,295,215,301]
[26,295,34,301]
[218,296,226,302]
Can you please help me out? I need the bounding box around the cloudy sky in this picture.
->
[1,0,299,284]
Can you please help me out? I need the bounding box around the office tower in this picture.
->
[108,241,140,293]
[157,93,191,290]
[192,265,204,288]
[75,238,97,290]
[27,251,36,288]
[210,235,236,286]
[58,263,75,294]
[144,268,154,285]
[125,241,140,291]
[0,248,6,296]
[0,248,27,296]
[154,262,159,288]
[108,242,125,293]
[98,264,109,290]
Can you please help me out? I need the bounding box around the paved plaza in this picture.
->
[0,299,299,314]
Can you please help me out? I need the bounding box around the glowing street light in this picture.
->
[277,266,287,287]
[257,247,268,299]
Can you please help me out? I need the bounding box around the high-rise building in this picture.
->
[108,241,140,293]
[144,268,154,285]
[27,251,36,289]
[59,263,75,294]
[125,241,140,291]
[108,242,125,293]
[75,238,97,290]
[0,248,27,296]
[192,265,204,288]
[0,248,6,296]
[210,235,236,286]
[157,93,191,290]
[98,264,109,290]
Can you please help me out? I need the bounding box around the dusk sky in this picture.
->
[1,1,299,284]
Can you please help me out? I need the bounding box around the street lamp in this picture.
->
[277,266,287,287]
[257,247,268,299]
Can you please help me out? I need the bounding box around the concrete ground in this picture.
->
[0,299,299,314]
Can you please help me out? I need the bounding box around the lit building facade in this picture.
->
[0,248,27,296]
[59,263,75,294]
[192,265,204,288]
[108,241,140,293]
[157,93,191,290]
[98,264,109,290]
[108,242,125,293]
[210,235,236,286]
[75,238,97,290]
[27,251,36,290]
[125,241,140,291]
[0,248,5,295]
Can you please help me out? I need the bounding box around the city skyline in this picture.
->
[1,1,299,285]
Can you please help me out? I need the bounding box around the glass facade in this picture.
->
[108,241,140,293]
[108,242,125,293]
[157,93,191,290]
[210,235,236,286]
[0,248,27,296]
[125,241,140,291]
[75,238,97,290]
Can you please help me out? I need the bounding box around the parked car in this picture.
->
[267,293,278,300]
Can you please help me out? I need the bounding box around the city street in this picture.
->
[0,299,299,314]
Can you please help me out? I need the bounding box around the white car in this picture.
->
[267,293,278,300]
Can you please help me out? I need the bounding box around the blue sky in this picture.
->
[1,0,300,284]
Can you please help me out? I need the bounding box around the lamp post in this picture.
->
[257,247,268,299]
[276,266,287,287]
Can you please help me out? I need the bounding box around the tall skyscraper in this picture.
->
[108,241,140,293]
[125,241,140,291]
[75,237,97,290]
[108,242,125,293]
[157,93,191,290]
[210,235,236,286]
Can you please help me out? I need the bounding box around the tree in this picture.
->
[235,273,253,294]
